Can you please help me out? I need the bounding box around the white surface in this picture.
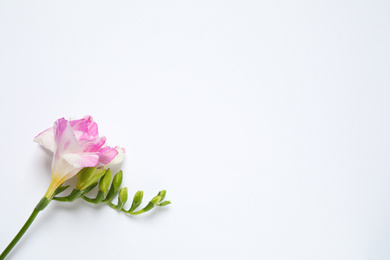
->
[0,1,389,259]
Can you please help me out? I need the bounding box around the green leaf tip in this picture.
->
[157,201,171,206]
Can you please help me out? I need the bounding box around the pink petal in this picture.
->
[53,118,83,158]
[106,146,126,166]
[70,115,98,137]
[80,136,106,152]
[33,127,56,152]
[98,147,119,165]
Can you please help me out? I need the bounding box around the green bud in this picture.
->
[119,187,128,203]
[104,171,123,202]
[131,201,153,215]
[99,169,112,194]
[129,191,143,212]
[151,195,162,205]
[137,197,161,214]
[157,190,166,201]
[130,193,168,215]
[117,187,128,209]
[77,167,107,191]
[112,170,123,190]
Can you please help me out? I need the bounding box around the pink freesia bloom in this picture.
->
[34,116,125,198]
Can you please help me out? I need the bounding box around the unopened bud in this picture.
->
[77,167,107,191]
[151,195,162,205]
[157,190,166,200]
[112,170,123,190]
[129,191,143,213]
[99,169,112,194]
[103,171,123,202]
[117,187,128,209]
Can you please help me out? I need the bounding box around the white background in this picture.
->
[0,1,389,259]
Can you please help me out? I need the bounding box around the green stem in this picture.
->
[107,201,117,210]
[0,197,49,260]
[82,196,98,204]
[52,197,70,202]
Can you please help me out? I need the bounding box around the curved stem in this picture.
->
[52,197,70,202]
[82,196,98,204]
[0,198,49,260]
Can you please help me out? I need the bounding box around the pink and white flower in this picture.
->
[34,116,125,198]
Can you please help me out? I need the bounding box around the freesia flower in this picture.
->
[34,116,125,198]
[0,115,169,260]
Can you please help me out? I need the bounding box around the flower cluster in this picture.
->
[34,116,125,198]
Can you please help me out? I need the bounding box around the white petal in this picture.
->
[106,146,125,167]
[62,153,100,168]
[33,127,56,152]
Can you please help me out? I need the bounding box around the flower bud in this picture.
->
[135,196,160,214]
[104,170,123,202]
[137,195,161,214]
[151,195,162,205]
[128,191,143,212]
[99,169,112,194]
[112,170,123,190]
[77,167,107,191]
[117,187,128,209]
[157,190,166,200]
